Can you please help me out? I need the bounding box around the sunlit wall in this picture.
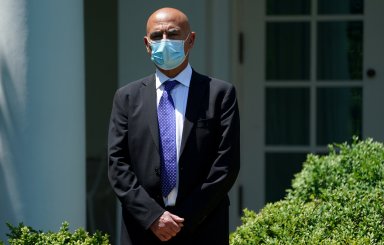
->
[0,0,85,241]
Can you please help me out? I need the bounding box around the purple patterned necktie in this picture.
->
[158,80,179,197]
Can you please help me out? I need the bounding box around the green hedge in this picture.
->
[2,222,109,245]
[230,138,384,244]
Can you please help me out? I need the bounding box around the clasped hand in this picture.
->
[150,211,184,241]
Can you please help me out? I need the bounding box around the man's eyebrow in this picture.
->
[149,28,181,36]
[167,29,180,34]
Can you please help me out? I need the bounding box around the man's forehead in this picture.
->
[148,23,181,32]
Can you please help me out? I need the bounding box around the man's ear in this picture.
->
[188,32,196,48]
[144,36,151,53]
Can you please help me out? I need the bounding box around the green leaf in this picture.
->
[230,138,384,245]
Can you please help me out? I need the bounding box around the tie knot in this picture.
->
[163,80,179,93]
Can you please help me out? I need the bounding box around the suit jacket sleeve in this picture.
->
[175,83,240,233]
[108,88,164,230]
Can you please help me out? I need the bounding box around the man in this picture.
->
[108,7,240,245]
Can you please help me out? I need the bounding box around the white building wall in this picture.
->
[0,0,85,240]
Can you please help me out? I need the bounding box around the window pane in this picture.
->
[317,88,362,145]
[265,153,307,203]
[318,0,363,14]
[267,22,310,80]
[267,0,310,15]
[266,88,310,145]
[317,21,363,80]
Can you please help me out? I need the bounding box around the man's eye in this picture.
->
[167,33,179,39]
[151,35,162,40]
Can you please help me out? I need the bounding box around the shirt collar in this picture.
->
[155,64,192,89]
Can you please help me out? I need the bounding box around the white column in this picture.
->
[0,0,28,239]
[0,0,85,239]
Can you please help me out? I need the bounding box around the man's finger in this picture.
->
[169,213,184,223]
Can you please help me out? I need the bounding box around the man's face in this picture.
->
[144,10,194,55]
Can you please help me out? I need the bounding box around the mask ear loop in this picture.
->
[184,33,192,56]
[184,33,191,42]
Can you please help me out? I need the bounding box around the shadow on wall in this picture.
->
[0,59,24,240]
[0,0,27,241]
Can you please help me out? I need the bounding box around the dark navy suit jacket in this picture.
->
[108,70,240,245]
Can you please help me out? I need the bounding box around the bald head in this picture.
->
[147,8,191,35]
[147,8,191,40]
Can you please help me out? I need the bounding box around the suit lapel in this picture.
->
[180,70,209,156]
[142,75,160,153]
[141,71,209,157]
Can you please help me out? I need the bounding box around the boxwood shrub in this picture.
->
[230,138,384,244]
[2,222,109,245]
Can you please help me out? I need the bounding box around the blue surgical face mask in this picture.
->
[149,34,190,70]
